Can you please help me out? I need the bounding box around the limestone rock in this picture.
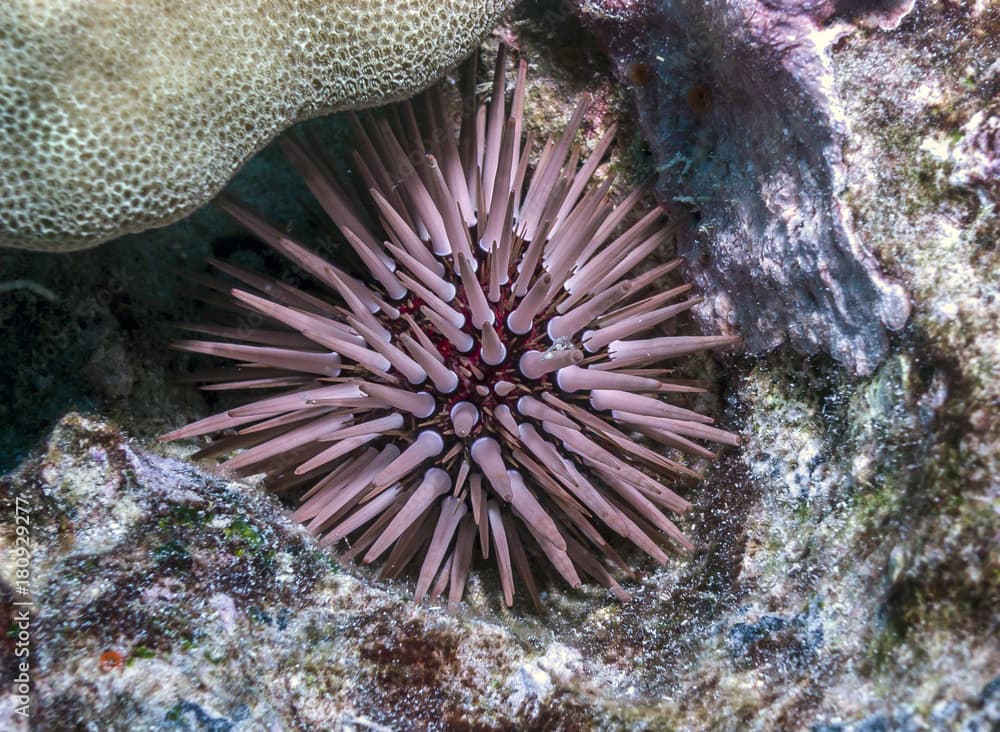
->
[0,0,513,251]
[575,0,919,375]
[0,414,630,730]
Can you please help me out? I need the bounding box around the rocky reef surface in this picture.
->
[576,0,990,377]
[2,1,998,729]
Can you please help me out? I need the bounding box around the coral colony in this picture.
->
[162,48,740,609]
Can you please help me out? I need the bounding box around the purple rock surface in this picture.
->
[576,0,917,374]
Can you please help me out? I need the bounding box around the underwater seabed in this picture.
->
[1,0,998,729]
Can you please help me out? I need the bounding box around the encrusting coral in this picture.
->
[163,48,740,609]
[0,0,514,251]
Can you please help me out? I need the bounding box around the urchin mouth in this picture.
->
[163,45,741,610]
[406,293,567,438]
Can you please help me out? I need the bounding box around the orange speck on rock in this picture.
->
[99,649,124,673]
[628,62,652,86]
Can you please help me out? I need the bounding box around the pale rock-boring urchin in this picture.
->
[163,48,740,609]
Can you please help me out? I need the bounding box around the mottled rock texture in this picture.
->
[576,0,924,375]
[0,414,629,730]
[2,372,997,728]
[0,0,514,251]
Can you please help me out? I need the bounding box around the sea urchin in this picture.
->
[163,47,740,609]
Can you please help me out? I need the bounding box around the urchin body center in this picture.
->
[396,259,574,446]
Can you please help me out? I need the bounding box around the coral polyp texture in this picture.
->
[0,0,513,251]
[163,49,740,609]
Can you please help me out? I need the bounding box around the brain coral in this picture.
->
[0,0,514,251]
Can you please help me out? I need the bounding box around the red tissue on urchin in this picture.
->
[162,47,740,610]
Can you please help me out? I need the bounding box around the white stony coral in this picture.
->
[0,0,514,251]
[162,48,741,609]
